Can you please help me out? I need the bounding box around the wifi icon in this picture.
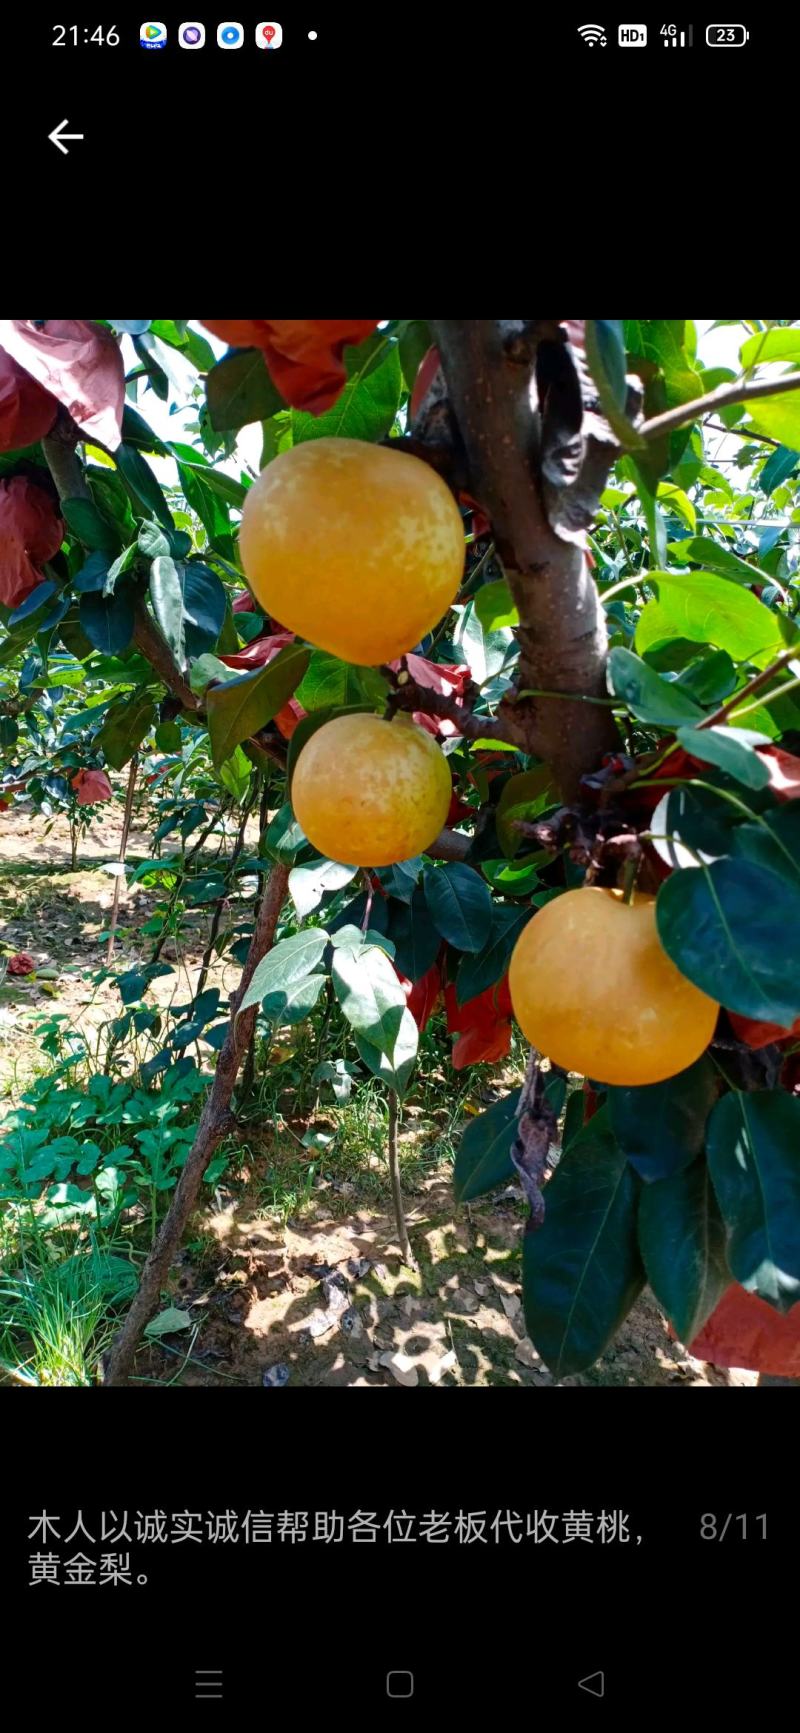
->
[577,23,607,45]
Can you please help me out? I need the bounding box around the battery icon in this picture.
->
[706,24,750,44]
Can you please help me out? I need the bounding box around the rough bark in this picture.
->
[103,861,289,1385]
[106,753,139,963]
[430,320,618,797]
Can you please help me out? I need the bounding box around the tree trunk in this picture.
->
[430,320,618,797]
[103,861,289,1385]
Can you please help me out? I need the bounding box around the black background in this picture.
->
[7,1397,796,1712]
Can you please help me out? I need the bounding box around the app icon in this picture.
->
[140,21,167,48]
[256,22,283,48]
[178,22,205,48]
[217,21,244,48]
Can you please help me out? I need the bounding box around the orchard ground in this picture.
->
[0,801,756,1388]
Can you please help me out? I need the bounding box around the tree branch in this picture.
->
[430,320,618,797]
[640,373,800,443]
[385,673,527,747]
[104,859,290,1385]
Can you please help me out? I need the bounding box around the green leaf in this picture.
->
[398,320,432,392]
[496,767,557,858]
[657,482,696,532]
[177,463,234,558]
[174,460,249,511]
[206,644,310,769]
[292,343,403,445]
[121,406,169,455]
[354,1008,419,1100]
[745,390,800,449]
[474,580,519,633]
[62,496,120,555]
[238,929,328,1018]
[294,652,389,713]
[96,692,155,770]
[707,1091,800,1311]
[385,886,441,980]
[264,803,308,866]
[638,1158,730,1342]
[331,942,407,1056]
[635,571,783,664]
[79,586,135,654]
[137,520,171,560]
[145,1307,192,1338]
[607,647,705,727]
[481,856,543,897]
[456,906,530,1005]
[522,1108,645,1377]
[288,859,357,919]
[424,862,493,953]
[72,550,111,594]
[669,536,771,587]
[155,721,181,752]
[116,444,174,530]
[675,725,772,790]
[263,972,327,1027]
[453,1088,522,1203]
[625,319,703,408]
[607,1055,719,1184]
[206,348,286,431]
[740,328,800,369]
[656,858,800,1025]
[454,601,514,686]
[149,557,226,669]
[189,653,231,694]
[217,743,252,802]
[585,320,643,447]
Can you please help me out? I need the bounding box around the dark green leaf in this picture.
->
[72,551,111,594]
[96,692,155,770]
[121,405,169,455]
[155,721,182,752]
[207,644,310,769]
[585,320,643,447]
[149,557,226,668]
[608,647,704,727]
[758,444,799,497]
[238,930,328,1017]
[206,348,286,431]
[456,906,530,1005]
[398,320,432,393]
[674,649,737,707]
[174,460,248,511]
[522,1108,645,1376]
[8,580,58,627]
[730,808,800,886]
[424,862,493,953]
[656,858,800,1025]
[79,586,135,654]
[676,725,772,790]
[707,1090,800,1311]
[386,886,441,979]
[177,463,234,558]
[495,767,556,859]
[638,1158,730,1342]
[453,1088,522,1203]
[376,859,423,903]
[62,496,120,555]
[116,444,174,531]
[607,1055,719,1183]
[262,973,327,1027]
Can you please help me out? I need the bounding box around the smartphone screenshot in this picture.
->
[0,267,795,1719]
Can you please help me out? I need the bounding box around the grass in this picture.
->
[0,1235,139,1386]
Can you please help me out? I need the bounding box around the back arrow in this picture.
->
[49,119,84,155]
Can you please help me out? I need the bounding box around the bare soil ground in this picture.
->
[0,808,758,1389]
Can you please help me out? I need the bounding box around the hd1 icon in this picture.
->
[618,24,647,45]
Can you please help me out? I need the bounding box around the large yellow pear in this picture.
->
[508,886,720,1087]
[238,437,465,665]
[292,713,452,867]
